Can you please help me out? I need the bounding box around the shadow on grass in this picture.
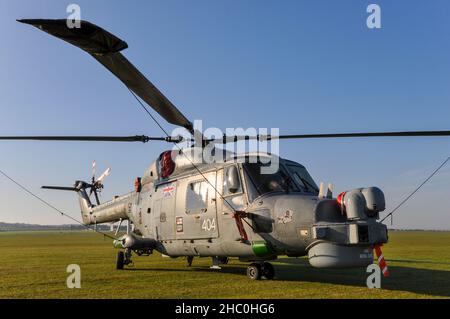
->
[274,258,450,298]
[386,259,450,266]
[126,257,450,297]
[125,266,246,276]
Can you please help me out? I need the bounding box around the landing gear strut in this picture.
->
[116,251,124,270]
[210,256,222,269]
[262,262,275,280]
[116,249,133,270]
[246,262,275,280]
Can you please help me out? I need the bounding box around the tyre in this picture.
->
[247,263,262,280]
[116,251,125,270]
[262,262,275,280]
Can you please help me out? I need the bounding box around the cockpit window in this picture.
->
[286,164,319,194]
[243,162,299,200]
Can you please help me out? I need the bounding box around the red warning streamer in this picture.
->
[233,211,249,242]
[374,244,390,277]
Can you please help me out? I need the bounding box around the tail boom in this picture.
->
[83,193,132,225]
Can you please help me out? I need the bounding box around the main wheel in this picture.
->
[262,262,275,280]
[247,263,262,280]
[116,251,125,270]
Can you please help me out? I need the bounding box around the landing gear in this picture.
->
[246,262,275,280]
[262,262,275,280]
[210,256,222,269]
[187,256,194,267]
[116,251,124,270]
[116,249,133,270]
[210,256,230,269]
[247,263,262,280]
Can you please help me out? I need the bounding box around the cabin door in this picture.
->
[154,181,177,240]
[176,171,219,240]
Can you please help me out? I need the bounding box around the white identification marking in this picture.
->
[202,218,216,231]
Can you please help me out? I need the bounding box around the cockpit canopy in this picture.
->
[243,161,318,200]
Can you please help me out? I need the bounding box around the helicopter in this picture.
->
[3,19,450,280]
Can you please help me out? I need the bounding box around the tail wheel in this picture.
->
[116,251,125,270]
[247,263,262,280]
[262,262,275,280]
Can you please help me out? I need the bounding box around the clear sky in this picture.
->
[0,0,449,229]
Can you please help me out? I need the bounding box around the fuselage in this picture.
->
[78,149,388,267]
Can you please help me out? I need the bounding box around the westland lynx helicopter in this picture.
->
[4,19,450,280]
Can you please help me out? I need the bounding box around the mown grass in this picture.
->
[0,231,449,298]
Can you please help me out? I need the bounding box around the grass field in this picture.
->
[0,231,449,299]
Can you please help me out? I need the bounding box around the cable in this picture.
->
[381,156,450,223]
[127,90,240,214]
[0,169,117,240]
[128,88,171,137]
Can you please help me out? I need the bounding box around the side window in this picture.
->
[186,181,209,214]
[223,165,242,196]
[223,166,246,211]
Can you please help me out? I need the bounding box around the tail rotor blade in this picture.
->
[92,160,96,182]
[97,167,111,184]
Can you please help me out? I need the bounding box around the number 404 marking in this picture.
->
[202,218,216,232]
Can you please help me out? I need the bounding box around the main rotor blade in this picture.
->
[0,135,167,143]
[42,186,79,191]
[214,130,450,143]
[18,19,194,133]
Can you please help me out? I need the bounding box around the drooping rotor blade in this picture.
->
[18,19,194,134]
[213,130,450,143]
[96,167,111,184]
[42,186,79,191]
[0,135,175,143]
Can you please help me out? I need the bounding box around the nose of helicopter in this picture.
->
[260,193,387,268]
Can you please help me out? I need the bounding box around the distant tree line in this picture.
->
[0,222,111,232]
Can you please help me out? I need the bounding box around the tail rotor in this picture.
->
[41,161,111,207]
[89,161,111,205]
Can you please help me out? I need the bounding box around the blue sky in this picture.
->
[0,0,449,229]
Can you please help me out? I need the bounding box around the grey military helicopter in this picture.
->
[3,19,450,280]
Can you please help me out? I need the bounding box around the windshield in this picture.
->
[243,162,299,199]
[285,164,319,194]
